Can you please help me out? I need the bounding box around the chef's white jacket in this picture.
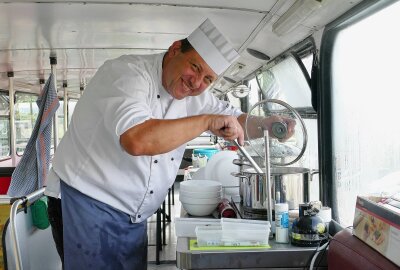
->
[45,53,242,222]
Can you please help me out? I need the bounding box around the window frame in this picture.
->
[318,0,398,220]
[14,91,40,156]
[0,90,11,161]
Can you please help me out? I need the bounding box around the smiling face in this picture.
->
[162,40,218,100]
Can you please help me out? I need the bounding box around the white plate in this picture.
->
[204,151,239,188]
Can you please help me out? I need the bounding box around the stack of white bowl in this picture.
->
[180,180,223,216]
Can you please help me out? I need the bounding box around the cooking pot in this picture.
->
[233,167,319,212]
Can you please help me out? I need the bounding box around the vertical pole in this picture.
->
[8,72,16,166]
[63,80,68,132]
[264,129,273,239]
[80,84,84,97]
[162,200,166,246]
[50,56,59,150]
[80,78,86,97]
[156,208,161,265]
[39,78,45,92]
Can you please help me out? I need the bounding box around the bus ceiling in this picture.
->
[0,0,363,96]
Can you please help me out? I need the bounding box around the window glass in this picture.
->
[248,78,261,109]
[49,97,76,153]
[256,70,282,101]
[0,92,10,159]
[249,53,319,199]
[226,92,241,109]
[256,55,312,109]
[57,100,65,142]
[301,54,313,77]
[15,93,39,155]
[331,1,400,226]
[68,99,78,123]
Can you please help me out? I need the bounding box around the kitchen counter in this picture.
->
[176,199,329,269]
[176,236,327,269]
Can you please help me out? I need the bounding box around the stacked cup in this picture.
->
[180,180,223,216]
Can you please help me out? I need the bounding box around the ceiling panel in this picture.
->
[10,0,278,12]
[0,0,366,94]
[0,2,266,92]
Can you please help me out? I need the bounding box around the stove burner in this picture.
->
[231,199,273,221]
[243,205,268,215]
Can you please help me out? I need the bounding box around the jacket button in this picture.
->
[171,157,174,161]
[150,190,154,194]
[157,94,160,99]
[138,215,141,218]
[154,160,158,163]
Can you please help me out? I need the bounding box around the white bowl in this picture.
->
[179,195,222,204]
[180,190,222,199]
[180,180,222,193]
[181,202,219,216]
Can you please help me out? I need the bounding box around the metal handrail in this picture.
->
[9,188,46,270]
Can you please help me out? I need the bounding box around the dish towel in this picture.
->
[8,73,60,197]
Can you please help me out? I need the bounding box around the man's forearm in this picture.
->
[120,115,210,156]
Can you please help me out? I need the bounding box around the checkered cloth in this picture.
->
[8,73,60,197]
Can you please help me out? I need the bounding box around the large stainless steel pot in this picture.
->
[233,167,318,212]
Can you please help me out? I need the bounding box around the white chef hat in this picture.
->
[187,18,240,75]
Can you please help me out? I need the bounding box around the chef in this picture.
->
[45,18,292,269]
[45,19,296,270]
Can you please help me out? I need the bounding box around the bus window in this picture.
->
[57,100,65,141]
[267,54,312,108]
[301,54,313,77]
[0,92,10,159]
[14,93,38,155]
[250,53,319,200]
[330,1,400,226]
[50,98,78,150]
[248,78,262,109]
[68,99,78,124]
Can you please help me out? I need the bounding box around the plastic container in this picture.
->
[275,203,289,243]
[196,225,269,247]
[175,218,220,237]
[192,148,219,167]
[221,218,271,231]
[195,225,223,246]
[221,218,271,246]
[193,148,219,159]
[222,229,269,246]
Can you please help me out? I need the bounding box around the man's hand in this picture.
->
[207,115,244,145]
[238,113,296,142]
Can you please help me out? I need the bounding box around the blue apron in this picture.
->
[61,181,148,269]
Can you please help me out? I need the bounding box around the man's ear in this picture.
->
[168,40,182,57]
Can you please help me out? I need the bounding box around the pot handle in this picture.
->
[232,159,252,167]
[309,169,319,181]
[231,172,249,179]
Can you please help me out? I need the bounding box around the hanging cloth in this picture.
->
[8,73,60,197]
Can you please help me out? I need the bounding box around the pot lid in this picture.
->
[245,99,308,166]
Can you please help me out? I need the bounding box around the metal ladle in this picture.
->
[233,129,273,238]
